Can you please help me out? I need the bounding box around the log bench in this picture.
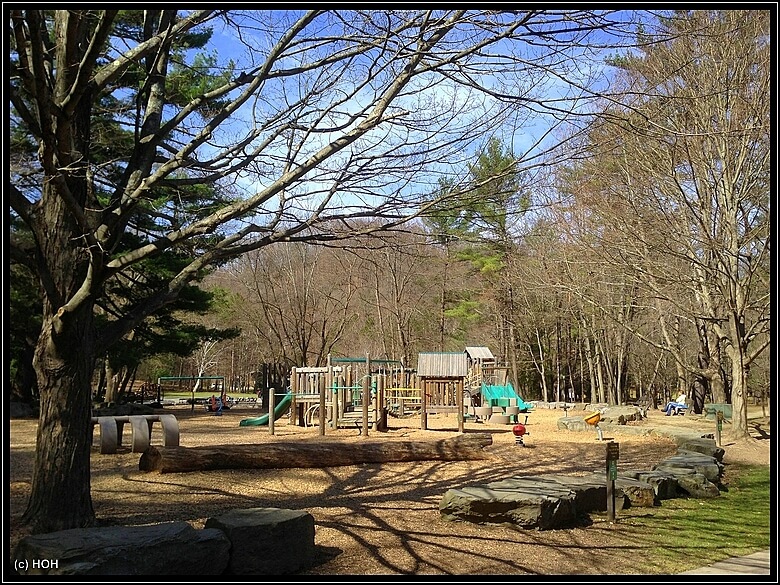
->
[91,414,180,454]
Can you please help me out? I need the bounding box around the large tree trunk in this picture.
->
[23,304,97,533]
[690,376,707,415]
[725,318,750,440]
[699,321,728,404]
[20,10,105,533]
[139,433,495,473]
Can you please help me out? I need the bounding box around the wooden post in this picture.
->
[362,354,371,437]
[263,363,269,409]
[325,354,332,428]
[421,379,428,430]
[715,410,724,447]
[346,366,353,411]
[457,379,464,433]
[268,385,276,436]
[371,374,378,432]
[329,362,341,429]
[290,368,298,426]
[606,441,619,522]
[319,366,326,436]
[338,373,345,420]
[378,374,386,431]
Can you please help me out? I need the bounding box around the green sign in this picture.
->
[608,460,618,481]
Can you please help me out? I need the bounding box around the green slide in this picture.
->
[239,391,293,427]
[480,382,534,412]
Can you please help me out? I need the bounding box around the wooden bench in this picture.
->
[91,414,180,454]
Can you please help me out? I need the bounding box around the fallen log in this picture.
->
[139,432,494,473]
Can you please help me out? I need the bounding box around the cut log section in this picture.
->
[139,432,494,473]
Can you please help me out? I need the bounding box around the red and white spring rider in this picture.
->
[512,422,529,446]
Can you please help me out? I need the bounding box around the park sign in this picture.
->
[606,441,619,481]
[606,441,619,521]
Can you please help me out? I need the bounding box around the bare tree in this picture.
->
[189,339,223,393]
[226,241,359,367]
[555,10,770,436]
[346,230,440,364]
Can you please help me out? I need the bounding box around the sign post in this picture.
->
[716,410,724,447]
[606,441,619,522]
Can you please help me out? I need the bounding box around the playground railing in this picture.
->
[385,387,421,402]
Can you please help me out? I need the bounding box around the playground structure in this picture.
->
[238,347,533,436]
[287,356,398,436]
[464,346,502,395]
[416,352,468,432]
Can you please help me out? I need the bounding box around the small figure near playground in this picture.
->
[215,395,223,416]
[663,393,687,416]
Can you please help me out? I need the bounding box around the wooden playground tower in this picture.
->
[288,355,468,435]
[286,348,508,436]
[464,346,508,398]
[288,354,401,437]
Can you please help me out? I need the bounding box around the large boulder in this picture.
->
[487,475,626,514]
[599,406,644,425]
[205,508,315,575]
[673,471,722,498]
[598,424,652,437]
[13,522,230,575]
[652,452,723,498]
[571,473,657,508]
[439,473,641,530]
[677,438,725,461]
[557,416,593,432]
[439,479,578,530]
[654,453,724,483]
[621,470,679,500]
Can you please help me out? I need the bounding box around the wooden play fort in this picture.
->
[276,347,530,436]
